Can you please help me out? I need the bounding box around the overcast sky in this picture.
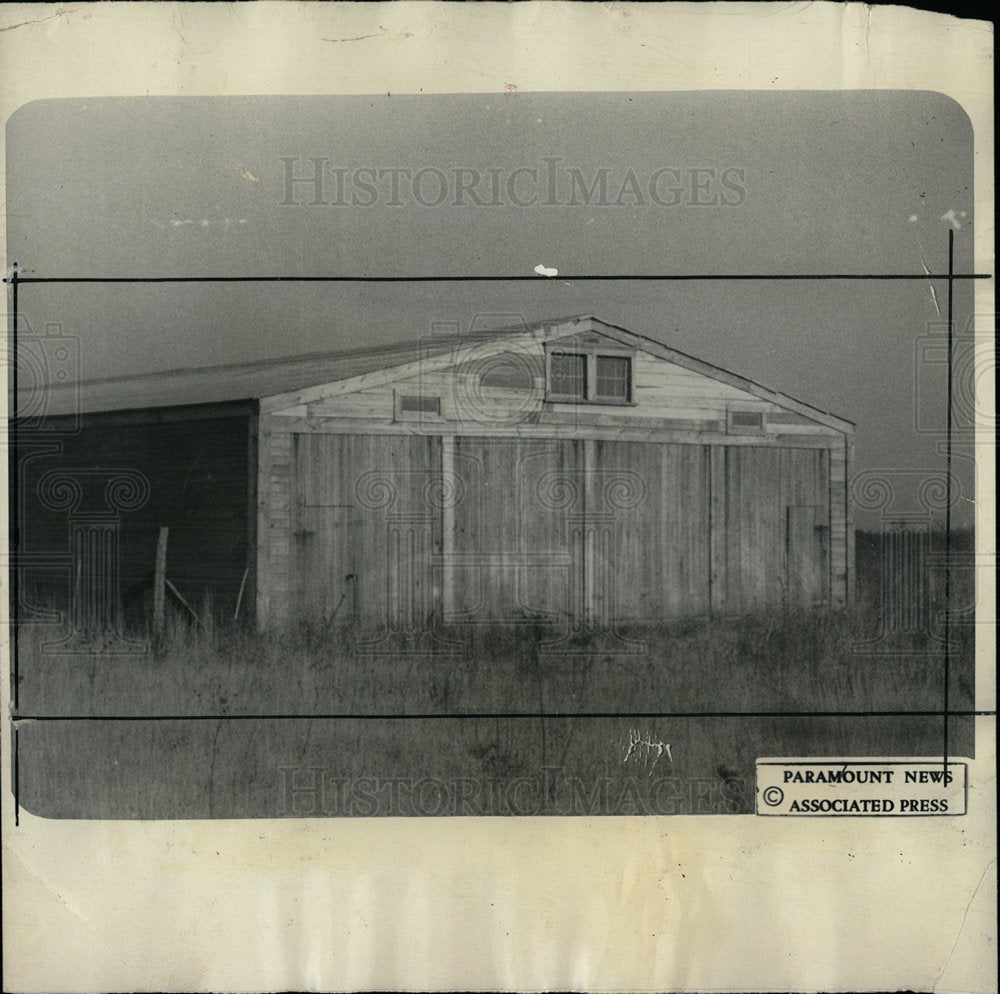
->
[6,91,976,524]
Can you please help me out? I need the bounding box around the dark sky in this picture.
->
[6,91,976,525]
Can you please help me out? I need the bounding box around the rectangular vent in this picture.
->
[398,395,441,414]
[730,411,763,428]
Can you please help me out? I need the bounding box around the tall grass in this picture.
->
[18,530,975,717]
[14,530,977,817]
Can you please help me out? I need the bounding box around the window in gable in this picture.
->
[549,352,588,399]
[546,346,635,405]
[595,355,631,401]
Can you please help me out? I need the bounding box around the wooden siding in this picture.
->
[17,412,254,623]
[285,434,440,628]
[256,425,293,625]
[254,323,852,626]
[712,446,831,614]
[270,414,843,451]
[261,421,838,627]
[830,434,852,606]
[588,440,711,620]
[448,437,578,623]
[270,339,841,441]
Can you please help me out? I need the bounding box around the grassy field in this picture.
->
[14,530,977,818]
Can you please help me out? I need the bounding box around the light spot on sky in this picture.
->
[169,218,247,228]
[940,208,968,230]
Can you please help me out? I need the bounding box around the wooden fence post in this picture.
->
[153,526,169,636]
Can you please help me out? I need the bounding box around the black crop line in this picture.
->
[13,726,20,827]
[10,709,994,722]
[3,273,993,285]
[944,229,955,773]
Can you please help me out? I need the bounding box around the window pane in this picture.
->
[595,356,630,400]
[550,353,586,398]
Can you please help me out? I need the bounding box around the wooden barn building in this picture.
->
[14,315,854,634]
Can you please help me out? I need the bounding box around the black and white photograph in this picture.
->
[2,3,995,992]
[5,84,981,819]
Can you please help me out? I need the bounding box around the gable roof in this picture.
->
[575,316,855,432]
[10,314,854,432]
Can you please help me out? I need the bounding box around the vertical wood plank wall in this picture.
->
[830,435,850,607]
[717,447,831,612]
[258,420,848,627]
[288,434,440,629]
[590,439,711,621]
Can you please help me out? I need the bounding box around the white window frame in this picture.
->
[544,344,636,406]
